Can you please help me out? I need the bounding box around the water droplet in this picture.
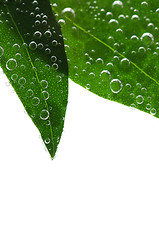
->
[120,58,130,68]
[51,56,57,62]
[40,109,49,120]
[26,89,34,98]
[0,46,4,57]
[108,19,119,27]
[110,79,123,93]
[112,1,123,9]
[131,14,140,21]
[11,74,18,82]
[6,58,17,70]
[150,108,156,116]
[41,80,48,89]
[18,77,26,85]
[138,46,146,54]
[62,7,76,19]
[33,31,42,39]
[141,32,154,45]
[100,70,111,81]
[29,41,37,50]
[42,91,49,100]
[85,83,91,90]
[136,95,144,104]
[32,97,40,106]
[44,30,52,38]
[146,103,151,110]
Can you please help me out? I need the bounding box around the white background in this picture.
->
[0,72,159,240]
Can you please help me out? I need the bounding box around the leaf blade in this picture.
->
[52,0,159,118]
[0,0,68,158]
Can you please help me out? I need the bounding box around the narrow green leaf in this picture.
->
[0,0,68,159]
[51,0,159,117]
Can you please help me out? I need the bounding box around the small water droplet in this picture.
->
[40,109,49,120]
[110,79,123,93]
[136,95,144,104]
[141,32,154,45]
[6,58,17,70]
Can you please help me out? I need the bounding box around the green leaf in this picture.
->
[51,0,159,117]
[0,0,68,159]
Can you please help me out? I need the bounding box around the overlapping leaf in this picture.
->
[52,0,159,117]
[0,0,68,158]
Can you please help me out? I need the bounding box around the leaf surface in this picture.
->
[52,0,159,117]
[0,0,68,158]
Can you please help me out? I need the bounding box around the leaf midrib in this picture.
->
[53,6,159,86]
[5,4,55,157]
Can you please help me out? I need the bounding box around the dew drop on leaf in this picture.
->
[18,77,26,86]
[62,7,76,19]
[32,97,40,106]
[40,80,48,89]
[112,1,123,10]
[100,70,111,81]
[45,138,51,144]
[29,41,37,50]
[6,58,17,70]
[136,95,144,104]
[141,32,154,45]
[33,31,42,39]
[110,79,123,93]
[11,74,18,82]
[150,108,156,116]
[0,46,4,57]
[40,109,49,120]
[42,90,49,100]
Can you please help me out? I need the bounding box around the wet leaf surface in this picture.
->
[52,0,159,117]
[0,0,68,158]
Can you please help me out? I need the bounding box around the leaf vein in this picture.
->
[54,7,159,86]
